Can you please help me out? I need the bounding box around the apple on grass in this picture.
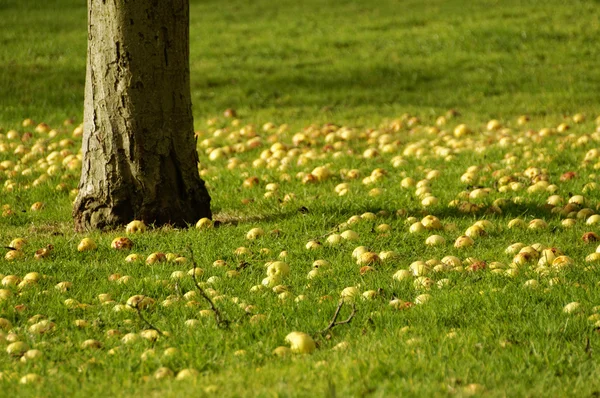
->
[126,220,147,233]
[77,238,96,252]
[284,332,316,354]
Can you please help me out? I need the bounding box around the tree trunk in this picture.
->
[74,0,211,231]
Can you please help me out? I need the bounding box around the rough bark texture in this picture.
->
[74,0,211,230]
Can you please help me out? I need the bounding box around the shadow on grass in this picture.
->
[213,199,560,231]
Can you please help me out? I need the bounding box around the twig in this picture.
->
[315,225,343,240]
[318,300,357,335]
[188,246,230,329]
[174,280,181,297]
[585,336,592,357]
[128,296,164,335]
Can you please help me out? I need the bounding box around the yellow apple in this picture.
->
[77,238,96,252]
[6,341,28,356]
[340,230,359,241]
[266,261,290,278]
[285,331,316,354]
[19,373,41,385]
[81,339,102,349]
[392,269,412,281]
[125,253,142,263]
[425,235,445,246]
[246,227,265,240]
[126,220,147,233]
[273,346,292,357]
[146,252,166,264]
[176,369,199,380]
[126,295,155,310]
[454,235,474,248]
[111,237,133,250]
[196,217,213,229]
[8,238,26,250]
[140,329,160,342]
[5,250,23,261]
[563,302,581,314]
[154,367,174,380]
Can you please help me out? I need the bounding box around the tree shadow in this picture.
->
[213,199,561,232]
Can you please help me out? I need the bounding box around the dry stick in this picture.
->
[585,337,592,356]
[174,280,182,298]
[315,225,344,240]
[318,300,357,335]
[128,296,164,335]
[188,246,230,329]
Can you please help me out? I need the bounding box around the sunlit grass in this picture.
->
[2,0,600,396]
[1,0,600,127]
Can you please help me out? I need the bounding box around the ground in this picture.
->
[1,0,600,396]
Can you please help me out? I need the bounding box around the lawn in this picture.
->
[2,0,600,396]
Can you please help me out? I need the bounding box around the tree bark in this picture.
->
[74,0,211,230]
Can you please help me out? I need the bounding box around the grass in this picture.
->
[2,0,600,396]
[2,0,600,128]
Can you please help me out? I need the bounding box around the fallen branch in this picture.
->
[188,246,230,329]
[586,336,592,357]
[128,296,164,336]
[318,300,357,335]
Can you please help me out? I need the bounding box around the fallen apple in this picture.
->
[244,226,266,240]
[111,237,133,250]
[176,369,199,380]
[126,220,147,233]
[77,238,97,252]
[285,331,316,354]
[6,341,28,356]
[563,302,581,314]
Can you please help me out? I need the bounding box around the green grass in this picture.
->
[1,0,600,128]
[2,0,600,396]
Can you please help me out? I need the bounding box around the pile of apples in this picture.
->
[2,111,600,384]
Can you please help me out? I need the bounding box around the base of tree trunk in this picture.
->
[73,180,211,231]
